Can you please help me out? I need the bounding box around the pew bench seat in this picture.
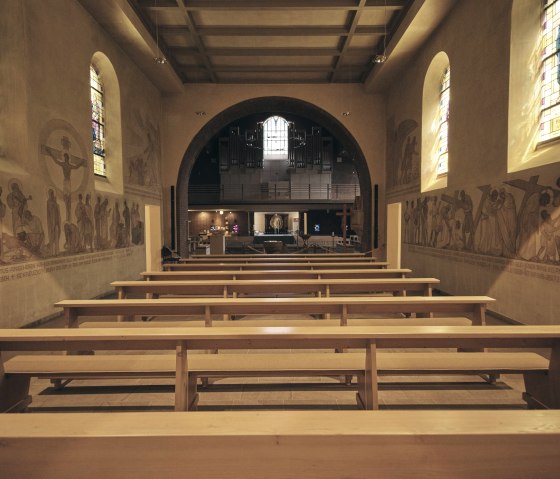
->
[4,351,548,410]
[79,317,474,328]
[2,410,560,479]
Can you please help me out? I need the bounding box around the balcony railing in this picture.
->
[188,183,360,204]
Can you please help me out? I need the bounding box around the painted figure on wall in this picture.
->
[400,136,418,185]
[110,200,120,248]
[127,112,161,188]
[403,174,560,265]
[43,136,86,222]
[386,118,419,189]
[0,186,5,262]
[46,189,61,256]
[123,200,131,247]
[20,210,44,255]
[6,181,31,236]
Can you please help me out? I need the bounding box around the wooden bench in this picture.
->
[163,261,390,271]
[2,410,560,478]
[79,318,474,328]
[112,277,440,299]
[56,296,494,327]
[191,252,369,259]
[3,350,548,411]
[142,268,412,281]
[178,256,381,264]
[1,325,558,412]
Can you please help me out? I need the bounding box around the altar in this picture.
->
[253,234,296,245]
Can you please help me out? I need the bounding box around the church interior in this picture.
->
[1,0,560,477]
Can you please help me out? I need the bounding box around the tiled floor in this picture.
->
[23,311,534,413]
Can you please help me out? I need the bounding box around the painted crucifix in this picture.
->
[42,136,87,222]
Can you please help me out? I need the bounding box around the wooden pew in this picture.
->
[179,256,381,264]
[4,349,547,410]
[55,296,494,327]
[142,268,412,281]
[0,325,558,412]
[79,318,473,328]
[2,410,560,479]
[112,278,440,299]
[191,252,369,259]
[163,261,390,271]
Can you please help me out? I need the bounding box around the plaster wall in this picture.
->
[385,0,560,325]
[161,84,385,250]
[0,0,163,327]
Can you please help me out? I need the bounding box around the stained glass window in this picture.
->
[263,116,289,158]
[90,65,106,176]
[540,0,560,142]
[435,67,450,176]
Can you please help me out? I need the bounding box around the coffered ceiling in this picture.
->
[77,0,457,92]
[126,0,413,84]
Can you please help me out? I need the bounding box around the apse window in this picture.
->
[90,65,106,176]
[263,116,289,159]
[435,67,450,176]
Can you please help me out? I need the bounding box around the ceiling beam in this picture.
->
[161,25,386,36]
[137,0,406,9]
[329,0,366,82]
[182,65,369,73]
[174,0,217,82]
[171,47,374,56]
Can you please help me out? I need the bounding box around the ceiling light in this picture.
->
[152,0,167,65]
[373,0,389,64]
[342,111,351,116]
[195,111,207,116]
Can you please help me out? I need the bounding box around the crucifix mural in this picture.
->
[42,136,87,222]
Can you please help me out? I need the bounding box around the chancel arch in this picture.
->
[175,96,373,256]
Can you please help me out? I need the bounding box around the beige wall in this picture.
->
[385,0,560,325]
[0,0,163,327]
[161,84,386,250]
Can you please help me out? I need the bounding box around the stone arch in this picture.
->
[175,96,373,254]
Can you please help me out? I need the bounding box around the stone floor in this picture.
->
[22,311,534,413]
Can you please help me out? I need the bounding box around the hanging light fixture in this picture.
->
[153,0,168,64]
[373,0,388,64]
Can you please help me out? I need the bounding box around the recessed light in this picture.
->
[342,111,351,116]
[195,111,206,116]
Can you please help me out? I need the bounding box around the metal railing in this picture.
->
[189,183,360,203]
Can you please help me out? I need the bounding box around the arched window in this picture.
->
[421,52,450,192]
[436,67,450,176]
[263,116,289,158]
[539,0,560,143]
[90,65,106,176]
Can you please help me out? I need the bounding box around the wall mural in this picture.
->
[386,117,420,191]
[0,179,144,265]
[403,174,560,265]
[126,110,161,189]
[0,119,146,266]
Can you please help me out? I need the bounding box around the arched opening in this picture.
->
[175,97,373,255]
[90,51,123,195]
[422,51,451,192]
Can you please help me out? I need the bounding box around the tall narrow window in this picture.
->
[540,0,560,143]
[263,116,289,158]
[435,67,450,176]
[90,65,106,176]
